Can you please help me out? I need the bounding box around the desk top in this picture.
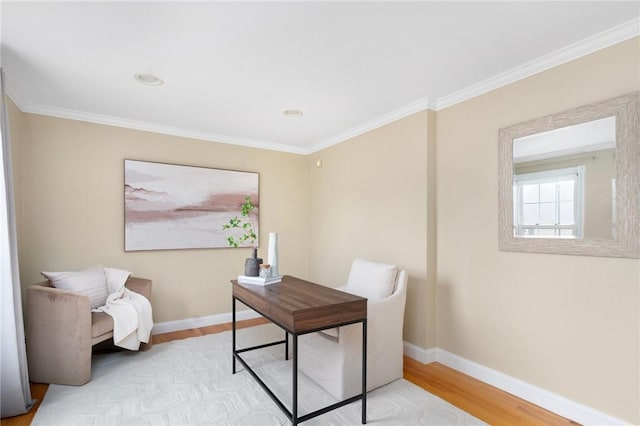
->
[232,275,367,334]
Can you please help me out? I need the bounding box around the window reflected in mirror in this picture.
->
[512,116,615,240]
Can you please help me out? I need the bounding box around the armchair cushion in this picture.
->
[345,258,397,301]
[41,266,108,309]
[91,312,114,338]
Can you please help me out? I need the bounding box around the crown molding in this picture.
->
[9,80,429,155]
[307,96,431,154]
[7,88,309,155]
[4,80,29,112]
[436,17,640,111]
[6,18,638,154]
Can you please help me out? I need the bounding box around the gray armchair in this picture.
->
[26,276,152,385]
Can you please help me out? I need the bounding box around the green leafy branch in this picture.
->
[222,196,257,248]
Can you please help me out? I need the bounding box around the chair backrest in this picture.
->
[345,258,401,301]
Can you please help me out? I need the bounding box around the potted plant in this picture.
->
[222,196,262,276]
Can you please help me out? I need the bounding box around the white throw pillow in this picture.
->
[345,258,397,301]
[104,267,132,294]
[41,266,108,309]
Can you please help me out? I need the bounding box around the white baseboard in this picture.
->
[152,313,627,425]
[403,341,437,364]
[434,349,627,426]
[152,309,261,335]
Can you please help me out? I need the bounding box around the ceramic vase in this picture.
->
[244,248,263,277]
[268,233,279,277]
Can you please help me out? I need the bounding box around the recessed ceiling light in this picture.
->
[282,109,303,118]
[134,73,164,86]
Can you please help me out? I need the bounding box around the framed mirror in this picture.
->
[498,92,639,258]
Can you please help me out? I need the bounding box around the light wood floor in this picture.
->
[2,318,578,426]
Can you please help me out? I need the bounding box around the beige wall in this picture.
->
[10,97,436,350]
[436,37,640,423]
[307,110,435,348]
[9,102,309,322]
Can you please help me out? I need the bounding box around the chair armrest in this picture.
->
[332,276,407,354]
[338,275,407,356]
[26,282,92,384]
[27,282,92,321]
[367,287,406,327]
[125,277,152,300]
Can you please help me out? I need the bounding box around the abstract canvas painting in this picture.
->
[124,160,259,251]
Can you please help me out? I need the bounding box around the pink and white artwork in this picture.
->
[124,160,259,251]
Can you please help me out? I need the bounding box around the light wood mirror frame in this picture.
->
[498,91,640,258]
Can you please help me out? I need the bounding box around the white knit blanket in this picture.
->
[93,268,153,350]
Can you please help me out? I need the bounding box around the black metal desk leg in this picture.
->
[232,296,236,374]
[293,334,298,426]
[285,332,289,361]
[362,318,367,424]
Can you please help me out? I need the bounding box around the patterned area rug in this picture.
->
[33,324,486,425]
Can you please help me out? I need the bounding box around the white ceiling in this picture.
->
[2,1,639,154]
[513,116,616,163]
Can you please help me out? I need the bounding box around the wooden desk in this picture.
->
[231,275,368,425]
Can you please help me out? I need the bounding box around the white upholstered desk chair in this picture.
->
[299,259,408,400]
